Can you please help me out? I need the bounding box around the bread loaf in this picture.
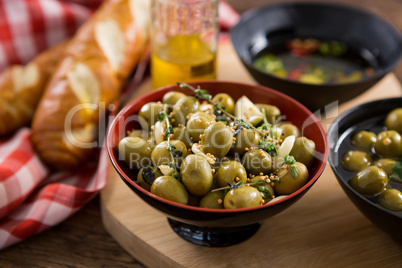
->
[31,0,151,170]
[0,41,66,136]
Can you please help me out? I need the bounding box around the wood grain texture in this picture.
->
[1,0,402,266]
[100,39,402,267]
[102,166,402,268]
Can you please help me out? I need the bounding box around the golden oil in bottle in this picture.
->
[151,34,217,90]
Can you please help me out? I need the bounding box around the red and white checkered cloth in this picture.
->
[0,0,239,250]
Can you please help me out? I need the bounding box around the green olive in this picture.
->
[385,108,402,134]
[274,162,309,195]
[256,104,281,124]
[199,191,224,209]
[162,91,186,105]
[374,158,396,178]
[169,96,199,127]
[215,160,247,187]
[278,123,300,139]
[249,175,275,202]
[210,155,241,172]
[128,129,150,140]
[374,130,402,158]
[118,137,152,169]
[349,166,387,196]
[241,149,272,175]
[180,154,213,196]
[171,127,192,148]
[175,96,199,118]
[138,102,164,128]
[151,140,188,167]
[137,166,163,191]
[186,112,215,142]
[212,93,235,114]
[150,176,188,205]
[289,137,316,168]
[351,130,377,151]
[341,150,373,172]
[230,127,261,156]
[378,189,402,211]
[201,122,233,158]
[223,186,263,209]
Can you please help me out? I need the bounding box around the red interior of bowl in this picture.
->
[107,81,329,212]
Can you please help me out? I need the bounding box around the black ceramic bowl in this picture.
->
[231,3,402,111]
[107,81,328,247]
[328,97,402,241]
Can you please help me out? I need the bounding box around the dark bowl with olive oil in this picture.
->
[328,98,402,241]
[231,3,402,111]
[107,81,328,247]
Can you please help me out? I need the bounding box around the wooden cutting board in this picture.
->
[100,37,402,267]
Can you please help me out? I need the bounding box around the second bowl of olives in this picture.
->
[328,97,402,241]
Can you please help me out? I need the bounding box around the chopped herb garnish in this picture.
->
[291,165,299,179]
[259,139,278,156]
[284,154,296,165]
[171,150,183,158]
[167,143,176,152]
[166,125,174,137]
[390,160,402,183]
[259,187,273,200]
[157,111,166,122]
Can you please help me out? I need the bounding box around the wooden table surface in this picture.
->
[1,0,402,267]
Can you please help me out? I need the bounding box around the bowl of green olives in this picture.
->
[107,81,328,247]
[328,97,402,241]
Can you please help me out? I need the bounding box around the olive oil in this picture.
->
[151,34,217,89]
[252,38,375,85]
